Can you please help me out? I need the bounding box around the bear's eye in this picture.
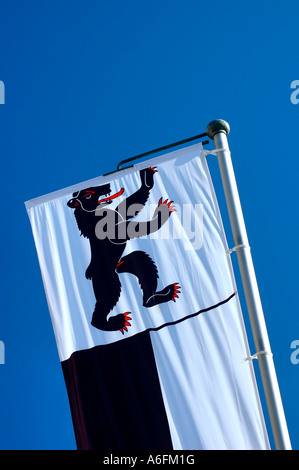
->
[84,191,95,199]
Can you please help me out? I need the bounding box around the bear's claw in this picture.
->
[120,313,132,334]
[148,166,158,173]
[158,198,176,212]
[172,283,181,302]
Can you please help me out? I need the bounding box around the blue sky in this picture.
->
[0,0,298,450]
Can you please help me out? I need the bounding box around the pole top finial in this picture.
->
[206,119,230,139]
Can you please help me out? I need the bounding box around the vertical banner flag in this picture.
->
[25,143,270,450]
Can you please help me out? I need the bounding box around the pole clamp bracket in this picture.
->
[242,350,273,363]
[226,244,250,254]
[200,148,230,157]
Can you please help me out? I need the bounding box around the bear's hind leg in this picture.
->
[91,304,131,333]
[116,250,181,308]
[91,274,132,333]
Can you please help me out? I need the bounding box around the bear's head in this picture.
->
[67,184,124,212]
[67,184,124,238]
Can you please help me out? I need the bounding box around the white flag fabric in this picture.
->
[25,143,269,450]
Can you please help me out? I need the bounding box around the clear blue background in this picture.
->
[0,0,298,450]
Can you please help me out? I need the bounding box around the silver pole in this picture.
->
[206,120,291,450]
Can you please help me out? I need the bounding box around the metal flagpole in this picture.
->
[206,120,291,450]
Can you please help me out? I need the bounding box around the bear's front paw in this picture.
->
[140,167,157,189]
[153,198,176,221]
[158,198,175,212]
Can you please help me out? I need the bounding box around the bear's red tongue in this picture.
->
[97,187,124,205]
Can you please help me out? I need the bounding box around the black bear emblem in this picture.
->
[67,167,180,334]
